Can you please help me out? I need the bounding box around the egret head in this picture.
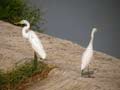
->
[15,20,29,26]
[19,20,29,25]
[91,27,97,38]
[92,27,97,33]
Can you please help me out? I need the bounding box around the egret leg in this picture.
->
[87,65,91,77]
[88,65,89,73]
[34,51,38,69]
[81,70,84,77]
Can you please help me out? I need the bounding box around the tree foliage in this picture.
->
[0,0,44,32]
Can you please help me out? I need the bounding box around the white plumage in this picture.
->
[81,46,93,70]
[81,28,97,71]
[20,20,46,59]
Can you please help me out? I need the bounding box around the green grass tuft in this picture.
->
[0,60,52,90]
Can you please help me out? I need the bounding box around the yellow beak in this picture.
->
[14,21,22,25]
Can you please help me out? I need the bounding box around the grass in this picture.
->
[0,60,53,90]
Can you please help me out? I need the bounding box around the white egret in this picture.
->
[17,20,46,66]
[81,28,97,77]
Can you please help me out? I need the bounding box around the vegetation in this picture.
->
[0,60,52,90]
[0,0,45,32]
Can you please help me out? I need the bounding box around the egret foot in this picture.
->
[88,72,91,78]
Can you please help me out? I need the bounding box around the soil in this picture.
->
[0,21,120,90]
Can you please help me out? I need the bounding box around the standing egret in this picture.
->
[81,28,97,77]
[17,20,46,68]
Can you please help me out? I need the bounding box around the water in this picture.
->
[28,0,120,58]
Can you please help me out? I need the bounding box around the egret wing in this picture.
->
[81,49,93,70]
[28,31,46,59]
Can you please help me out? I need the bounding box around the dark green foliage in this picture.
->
[0,0,45,32]
[0,70,7,87]
[0,60,49,90]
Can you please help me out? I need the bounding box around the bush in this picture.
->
[0,0,44,32]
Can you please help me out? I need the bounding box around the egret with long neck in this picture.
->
[18,20,46,68]
[81,28,97,77]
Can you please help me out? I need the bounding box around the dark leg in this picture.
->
[34,51,38,69]
[81,70,84,77]
[34,51,37,60]
[87,65,91,77]
[88,65,89,73]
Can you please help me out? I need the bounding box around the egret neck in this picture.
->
[22,21,30,38]
[87,29,96,50]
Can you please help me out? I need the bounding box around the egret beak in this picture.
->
[14,21,22,25]
[95,28,102,32]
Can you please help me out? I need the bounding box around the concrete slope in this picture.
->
[0,21,120,90]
